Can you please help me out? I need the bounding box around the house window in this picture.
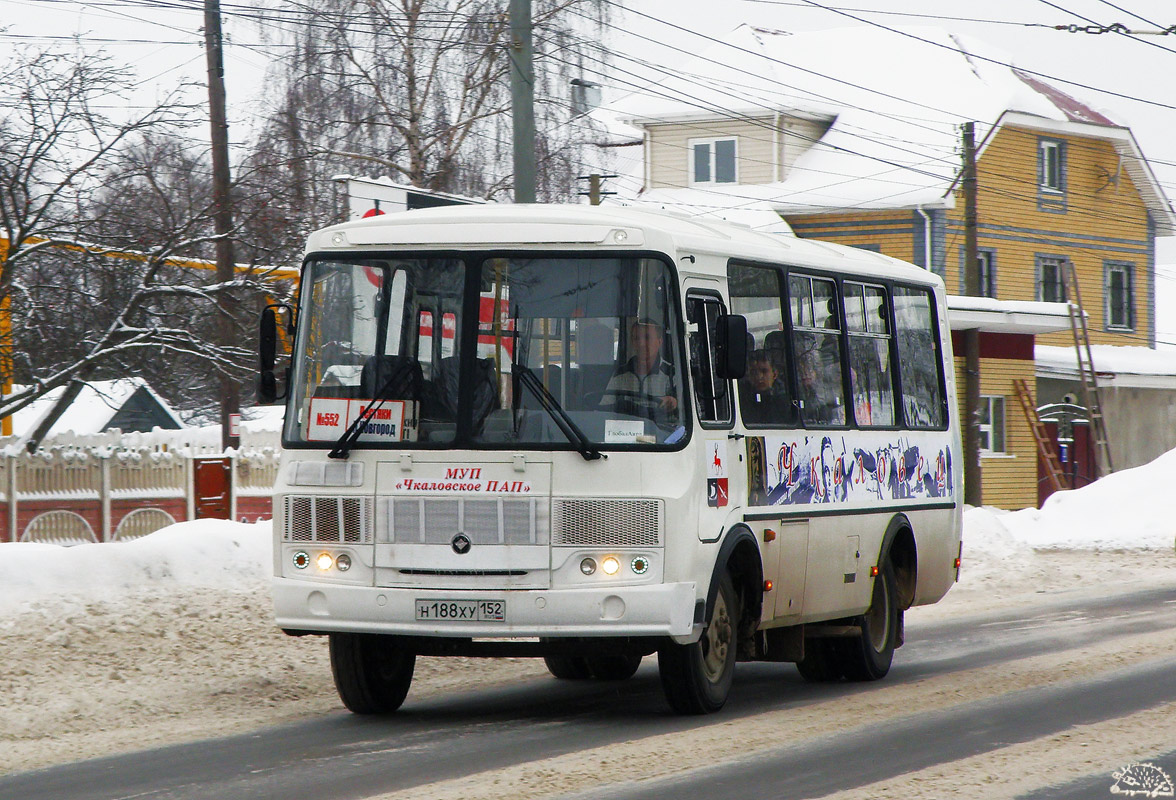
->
[1037,255,1068,303]
[959,248,997,298]
[690,137,737,185]
[1039,138,1065,193]
[979,395,1006,454]
[1105,261,1135,331]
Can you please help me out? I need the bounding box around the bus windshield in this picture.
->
[285,253,687,450]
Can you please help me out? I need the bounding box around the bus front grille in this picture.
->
[376,497,550,546]
[283,495,373,543]
[552,498,662,547]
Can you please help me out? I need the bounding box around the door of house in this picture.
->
[193,457,232,519]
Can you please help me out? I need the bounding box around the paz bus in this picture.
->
[259,204,962,715]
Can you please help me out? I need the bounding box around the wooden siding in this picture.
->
[788,211,923,266]
[647,118,780,189]
[952,355,1040,509]
[942,126,1152,347]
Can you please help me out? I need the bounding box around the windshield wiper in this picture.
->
[328,360,414,460]
[514,364,605,461]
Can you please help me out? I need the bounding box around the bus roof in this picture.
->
[305,203,942,288]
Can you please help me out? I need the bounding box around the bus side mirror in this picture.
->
[715,314,748,380]
[259,304,294,403]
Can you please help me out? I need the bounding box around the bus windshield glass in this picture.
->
[285,254,687,450]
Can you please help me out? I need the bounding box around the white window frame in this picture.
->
[978,395,1006,454]
[1039,138,1065,194]
[688,137,738,186]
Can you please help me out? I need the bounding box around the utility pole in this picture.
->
[961,121,982,506]
[577,173,617,205]
[509,0,536,203]
[204,0,239,450]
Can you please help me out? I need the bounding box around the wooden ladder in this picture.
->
[1062,260,1114,477]
[1013,378,1069,492]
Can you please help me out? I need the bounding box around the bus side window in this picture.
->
[686,294,733,426]
[893,286,946,427]
[845,282,896,427]
[728,262,796,427]
[788,275,846,426]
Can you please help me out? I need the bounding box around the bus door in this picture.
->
[684,286,743,542]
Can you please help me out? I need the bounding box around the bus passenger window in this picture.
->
[728,262,796,427]
[845,282,895,427]
[894,287,946,427]
[789,275,845,426]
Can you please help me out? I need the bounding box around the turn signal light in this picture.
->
[763,580,774,592]
[870,566,880,577]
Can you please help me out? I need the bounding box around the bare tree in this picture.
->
[241,0,611,258]
[0,48,276,428]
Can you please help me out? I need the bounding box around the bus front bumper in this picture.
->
[272,578,699,639]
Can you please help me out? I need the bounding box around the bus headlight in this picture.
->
[316,553,334,571]
[601,556,621,576]
[336,553,352,572]
[580,557,597,575]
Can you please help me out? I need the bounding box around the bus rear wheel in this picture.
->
[587,654,643,681]
[795,638,842,682]
[658,571,739,714]
[329,633,415,714]
[837,560,898,681]
[543,655,592,680]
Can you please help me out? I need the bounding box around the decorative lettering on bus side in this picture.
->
[392,478,532,494]
[746,435,954,506]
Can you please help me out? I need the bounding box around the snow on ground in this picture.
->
[1,453,1175,778]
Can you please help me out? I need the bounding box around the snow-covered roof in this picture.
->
[11,378,185,438]
[613,24,1176,232]
[946,296,1072,334]
[1037,344,1176,388]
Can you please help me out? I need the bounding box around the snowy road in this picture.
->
[4,584,1174,800]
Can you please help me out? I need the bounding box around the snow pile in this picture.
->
[968,448,1176,552]
[0,520,271,613]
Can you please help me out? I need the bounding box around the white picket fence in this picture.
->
[1,426,282,544]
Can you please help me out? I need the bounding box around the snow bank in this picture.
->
[0,520,271,612]
[970,448,1176,552]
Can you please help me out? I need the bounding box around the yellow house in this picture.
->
[615,24,1176,508]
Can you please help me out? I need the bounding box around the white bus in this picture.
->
[259,204,962,715]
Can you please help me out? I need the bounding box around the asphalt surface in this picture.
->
[2,586,1174,800]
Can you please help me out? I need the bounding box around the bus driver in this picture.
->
[600,318,679,426]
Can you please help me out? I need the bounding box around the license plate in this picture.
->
[414,599,506,622]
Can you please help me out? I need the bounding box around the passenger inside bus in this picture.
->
[599,318,679,427]
[798,354,845,425]
[739,349,795,425]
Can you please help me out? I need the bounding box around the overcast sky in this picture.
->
[2,0,1174,338]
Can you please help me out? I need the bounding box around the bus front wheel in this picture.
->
[329,633,415,714]
[658,571,739,714]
